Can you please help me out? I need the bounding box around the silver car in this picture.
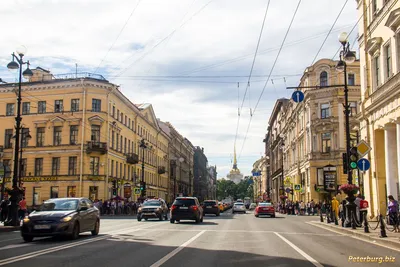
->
[232,202,246,214]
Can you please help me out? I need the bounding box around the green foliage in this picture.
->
[216,177,254,200]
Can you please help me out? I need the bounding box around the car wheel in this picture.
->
[255,214,259,217]
[216,212,220,216]
[271,214,276,218]
[22,235,33,242]
[71,222,80,240]
[159,214,163,221]
[176,220,180,223]
[137,216,142,222]
[91,220,100,236]
[164,213,168,220]
[144,218,148,221]
[170,219,175,224]
[195,217,200,224]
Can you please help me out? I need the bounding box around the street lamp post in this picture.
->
[139,138,150,199]
[4,46,33,226]
[336,32,357,228]
[178,157,184,197]
[19,129,31,187]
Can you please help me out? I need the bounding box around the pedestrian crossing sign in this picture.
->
[284,177,292,186]
[134,188,141,195]
[294,184,301,191]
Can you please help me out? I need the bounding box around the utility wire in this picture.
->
[238,0,302,160]
[93,0,142,74]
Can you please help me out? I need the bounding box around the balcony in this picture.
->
[126,153,139,164]
[86,141,107,154]
[158,166,166,174]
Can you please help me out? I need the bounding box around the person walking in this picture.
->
[331,197,339,222]
[387,195,399,232]
[18,197,27,220]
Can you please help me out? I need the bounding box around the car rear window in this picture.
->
[204,201,216,205]
[259,203,273,207]
[173,199,196,206]
[234,203,244,206]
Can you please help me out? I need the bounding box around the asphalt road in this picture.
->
[0,211,399,267]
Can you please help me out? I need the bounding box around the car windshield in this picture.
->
[173,199,196,206]
[204,201,216,205]
[234,203,244,206]
[143,201,161,206]
[39,199,78,211]
[259,203,272,207]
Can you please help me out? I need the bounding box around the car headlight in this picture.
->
[23,217,30,223]
[61,216,73,222]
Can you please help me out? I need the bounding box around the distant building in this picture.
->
[193,146,208,202]
[226,146,243,184]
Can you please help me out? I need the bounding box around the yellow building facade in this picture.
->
[0,69,169,206]
[356,0,400,215]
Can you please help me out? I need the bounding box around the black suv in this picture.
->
[170,197,203,224]
[202,200,220,216]
[137,198,169,221]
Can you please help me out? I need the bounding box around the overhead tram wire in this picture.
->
[112,0,214,78]
[238,0,302,160]
[234,0,271,148]
[93,0,142,74]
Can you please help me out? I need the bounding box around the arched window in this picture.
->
[320,71,328,87]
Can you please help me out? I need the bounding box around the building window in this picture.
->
[91,125,100,143]
[320,71,328,87]
[373,56,380,89]
[92,99,101,112]
[3,160,11,178]
[112,106,115,117]
[116,133,119,151]
[67,186,76,197]
[90,157,99,175]
[21,128,30,148]
[69,125,79,145]
[53,126,62,146]
[372,0,378,14]
[38,101,46,114]
[322,132,331,153]
[68,156,77,175]
[111,160,114,177]
[22,102,30,115]
[4,129,13,149]
[111,130,115,149]
[20,158,27,177]
[52,157,60,175]
[385,43,392,79]
[35,158,43,176]
[349,102,357,116]
[124,137,127,154]
[89,186,98,201]
[348,73,355,86]
[320,103,330,119]
[117,109,120,120]
[33,187,41,206]
[71,99,80,112]
[6,103,15,116]
[51,187,59,198]
[36,127,45,147]
[128,118,131,128]
[55,100,63,113]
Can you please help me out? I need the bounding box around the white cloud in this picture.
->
[0,0,358,177]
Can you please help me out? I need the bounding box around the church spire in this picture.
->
[233,145,237,169]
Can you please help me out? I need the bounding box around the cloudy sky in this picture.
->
[0,0,358,178]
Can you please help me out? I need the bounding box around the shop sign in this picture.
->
[124,183,132,198]
[23,177,58,182]
[87,176,104,181]
[323,165,337,192]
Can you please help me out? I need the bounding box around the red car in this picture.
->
[255,202,275,218]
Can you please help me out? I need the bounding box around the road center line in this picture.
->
[274,232,324,267]
[0,224,157,266]
[150,230,206,267]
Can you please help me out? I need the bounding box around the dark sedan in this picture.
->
[170,197,203,224]
[202,200,220,216]
[21,198,100,242]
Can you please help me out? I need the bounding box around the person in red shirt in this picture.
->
[359,196,369,224]
[18,197,27,220]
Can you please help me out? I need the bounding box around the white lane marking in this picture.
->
[0,238,21,243]
[306,221,400,252]
[150,230,206,267]
[274,232,324,267]
[0,244,31,251]
[0,224,157,266]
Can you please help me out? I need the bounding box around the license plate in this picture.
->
[180,207,188,209]
[263,208,268,211]
[206,206,212,208]
[144,213,153,215]
[34,225,51,230]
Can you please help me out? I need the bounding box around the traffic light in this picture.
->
[112,188,117,196]
[112,180,117,196]
[342,153,348,174]
[349,147,358,170]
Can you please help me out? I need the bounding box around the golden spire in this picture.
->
[233,145,237,167]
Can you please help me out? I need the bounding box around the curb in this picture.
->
[308,221,400,251]
[0,226,20,233]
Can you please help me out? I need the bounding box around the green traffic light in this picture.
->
[350,162,357,169]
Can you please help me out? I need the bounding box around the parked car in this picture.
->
[232,202,246,214]
[202,200,220,216]
[170,197,203,224]
[21,198,100,242]
[255,202,275,218]
[137,198,169,221]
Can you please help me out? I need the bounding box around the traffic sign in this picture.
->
[134,188,141,195]
[357,158,371,171]
[294,184,301,191]
[252,171,261,176]
[356,140,371,157]
[292,90,304,103]
[285,187,291,193]
[284,177,292,186]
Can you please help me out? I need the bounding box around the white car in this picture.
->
[232,202,246,214]
[249,203,257,210]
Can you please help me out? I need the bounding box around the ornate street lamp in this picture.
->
[336,32,358,228]
[4,46,33,226]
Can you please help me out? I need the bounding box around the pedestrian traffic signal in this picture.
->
[140,181,146,191]
[342,153,348,174]
[349,147,358,169]
[112,188,117,196]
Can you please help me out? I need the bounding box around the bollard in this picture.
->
[379,214,387,238]
[351,210,356,229]
[364,212,369,233]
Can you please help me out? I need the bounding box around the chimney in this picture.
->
[29,67,52,82]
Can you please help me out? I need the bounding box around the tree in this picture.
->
[216,177,253,200]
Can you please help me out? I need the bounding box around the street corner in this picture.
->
[0,226,20,233]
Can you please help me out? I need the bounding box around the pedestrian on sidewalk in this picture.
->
[18,197,27,220]
[0,197,10,222]
[387,195,399,232]
[331,197,339,222]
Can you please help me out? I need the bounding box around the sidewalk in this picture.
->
[0,222,20,233]
[308,220,400,251]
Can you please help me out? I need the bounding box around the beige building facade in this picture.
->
[356,0,400,215]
